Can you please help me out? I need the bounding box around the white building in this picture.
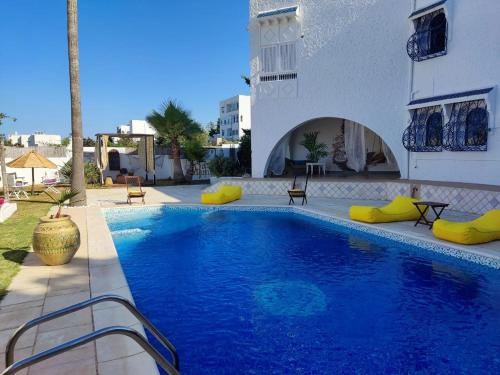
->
[219,95,251,141]
[116,120,156,136]
[249,0,500,185]
[9,132,61,147]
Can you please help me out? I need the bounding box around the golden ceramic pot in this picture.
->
[32,215,80,266]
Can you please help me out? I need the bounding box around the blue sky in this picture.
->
[0,0,250,137]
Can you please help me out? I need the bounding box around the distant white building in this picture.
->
[116,120,157,136]
[9,132,62,147]
[219,95,251,141]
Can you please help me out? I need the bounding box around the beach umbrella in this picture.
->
[7,150,57,195]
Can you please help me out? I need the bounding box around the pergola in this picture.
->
[95,133,156,184]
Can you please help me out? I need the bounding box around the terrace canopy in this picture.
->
[95,133,156,184]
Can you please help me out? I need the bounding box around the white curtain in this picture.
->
[381,141,398,168]
[344,121,366,172]
[260,45,278,73]
[268,135,290,176]
[280,43,296,71]
[137,138,147,171]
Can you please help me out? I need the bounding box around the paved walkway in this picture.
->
[0,206,158,375]
[1,185,498,374]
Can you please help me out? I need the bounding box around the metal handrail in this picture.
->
[5,294,179,371]
[1,326,180,375]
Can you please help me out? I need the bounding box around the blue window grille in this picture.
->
[402,106,443,152]
[443,100,489,151]
[407,10,447,62]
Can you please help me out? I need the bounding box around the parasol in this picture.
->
[7,150,57,194]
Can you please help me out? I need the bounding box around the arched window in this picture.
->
[402,106,443,152]
[108,149,121,171]
[407,9,447,61]
[429,13,447,55]
[465,108,488,146]
[425,112,443,147]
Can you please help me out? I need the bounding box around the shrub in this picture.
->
[238,129,251,172]
[208,156,243,177]
[60,159,102,185]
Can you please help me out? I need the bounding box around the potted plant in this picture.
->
[32,189,81,266]
[300,131,329,163]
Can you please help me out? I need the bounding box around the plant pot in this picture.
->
[32,215,81,266]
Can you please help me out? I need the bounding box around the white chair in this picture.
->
[6,173,29,200]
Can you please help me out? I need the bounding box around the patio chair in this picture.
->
[6,173,29,200]
[288,175,309,205]
[125,176,146,204]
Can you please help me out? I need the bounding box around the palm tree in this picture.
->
[147,101,202,181]
[66,0,86,206]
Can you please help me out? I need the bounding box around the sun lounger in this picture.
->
[432,210,500,245]
[201,185,242,205]
[349,196,420,223]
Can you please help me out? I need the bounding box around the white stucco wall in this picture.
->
[250,0,411,178]
[250,0,500,185]
[408,0,500,185]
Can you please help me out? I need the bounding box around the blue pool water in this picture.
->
[106,207,500,374]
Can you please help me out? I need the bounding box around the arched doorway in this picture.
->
[265,117,400,177]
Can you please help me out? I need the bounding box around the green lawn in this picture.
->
[0,198,53,299]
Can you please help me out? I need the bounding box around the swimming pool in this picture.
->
[106,206,500,374]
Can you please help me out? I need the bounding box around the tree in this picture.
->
[300,131,329,162]
[109,137,136,148]
[67,0,86,206]
[61,137,71,147]
[184,133,207,179]
[146,101,202,181]
[83,137,96,147]
[0,113,16,196]
[238,129,251,172]
[206,121,220,137]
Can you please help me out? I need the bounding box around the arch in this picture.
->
[263,116,401,177]
[429,12,447,54]
[108,149,121,171]
[465,108,488,146]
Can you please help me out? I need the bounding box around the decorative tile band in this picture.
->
[204,179,500,215]
[420,184,500,214]
[204,180,411,201]
[103,205,500,270]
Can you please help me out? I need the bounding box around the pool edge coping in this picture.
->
[87,206,162,375]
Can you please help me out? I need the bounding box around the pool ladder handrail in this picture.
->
[3,294,180,375]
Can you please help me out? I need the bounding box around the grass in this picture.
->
[0,196,53,299]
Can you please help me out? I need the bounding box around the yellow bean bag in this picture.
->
[201,185,242,205]
[432,210,500,245]
[349,196,420,223]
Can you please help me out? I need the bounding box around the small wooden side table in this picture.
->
[413,201,449,229]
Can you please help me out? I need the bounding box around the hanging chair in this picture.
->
[332,123,353,171]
